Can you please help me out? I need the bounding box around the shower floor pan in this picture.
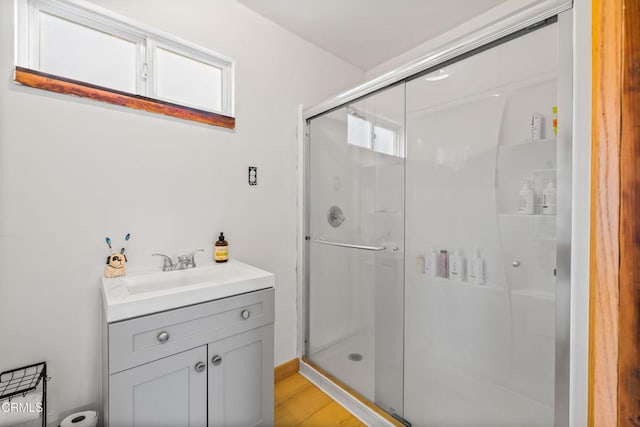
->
[307,330,375,402]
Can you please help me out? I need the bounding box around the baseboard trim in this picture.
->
[274,358,299,382]
[299,359,395,427]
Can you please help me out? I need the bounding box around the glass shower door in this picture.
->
[404,23,560,426]
[305,83,405,418]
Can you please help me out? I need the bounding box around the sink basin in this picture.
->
[102,260,274,322]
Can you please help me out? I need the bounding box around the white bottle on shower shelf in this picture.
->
[416,255,425,274]
[518,180,534,215]
[425,249,439,277]
[530,113,543,140]
[468,248,485,285]
[449,249,466,281]
[543,180,557,215]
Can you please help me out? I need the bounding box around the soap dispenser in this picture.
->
[215,232,229,263]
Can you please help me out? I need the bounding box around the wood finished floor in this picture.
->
[275,373,365,427]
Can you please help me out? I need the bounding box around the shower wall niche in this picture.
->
[304,17,570,427]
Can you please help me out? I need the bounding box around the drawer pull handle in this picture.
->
[157,331,170,343]
[211,355,222,366]
[241,309,251,320]
[194,362,206,373]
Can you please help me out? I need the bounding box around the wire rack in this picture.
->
[0,362,47,427]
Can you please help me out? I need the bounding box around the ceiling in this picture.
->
[236,0,508,71]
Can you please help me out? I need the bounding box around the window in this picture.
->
[373,124,400,156]
[347,108,403,157]
[14,0,235,128]
[150,42,230,113]
[347,113,372,149]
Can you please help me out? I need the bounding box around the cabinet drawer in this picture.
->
[108,288,274,373]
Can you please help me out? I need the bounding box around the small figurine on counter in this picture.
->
[104,234,130,278]
[104,252,127,278]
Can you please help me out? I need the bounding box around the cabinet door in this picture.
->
[109,346,207,427]
[208,325,274,427]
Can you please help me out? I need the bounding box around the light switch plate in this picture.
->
[248,166,257,186]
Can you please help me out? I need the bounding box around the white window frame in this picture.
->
[14,0,235,117]
[347,107,403,157]
[373,119,403,158]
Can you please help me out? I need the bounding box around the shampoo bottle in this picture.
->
[468,248,485,285]
[542,180,557,215]
[439,250,449,278]
[416,255,425,274]
[530,113,543,140]
[518,180,534,215]
[449,249,467,281]
[215,232,228,263]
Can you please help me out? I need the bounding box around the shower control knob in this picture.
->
[392,246,399,252]
[157,331,170,343]
[512,261,521,268]
[194,362,206,373]
[241,309,251,320]
[211,355,222,366]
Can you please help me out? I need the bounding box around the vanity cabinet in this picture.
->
[208,326,274,426]
[103,288,274,427]
[109,345,208,426]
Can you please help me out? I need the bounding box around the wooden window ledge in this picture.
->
[14,66,235,129]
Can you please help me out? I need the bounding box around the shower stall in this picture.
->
[302,3,573,426]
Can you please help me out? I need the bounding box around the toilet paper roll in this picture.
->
[60,410,98,427]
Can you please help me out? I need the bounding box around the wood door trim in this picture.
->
[588,0,622,424]
[589,0,640,425]
[618,0,640,424]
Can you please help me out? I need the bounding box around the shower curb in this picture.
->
[299,360,394,427]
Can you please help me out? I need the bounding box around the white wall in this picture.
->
[0,0,363,422]
[365,0,547,80]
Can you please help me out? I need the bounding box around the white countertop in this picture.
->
[102,260,274,322]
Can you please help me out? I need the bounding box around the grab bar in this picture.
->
[312,239,386,251]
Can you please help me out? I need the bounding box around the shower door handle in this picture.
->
[312,239,386,251]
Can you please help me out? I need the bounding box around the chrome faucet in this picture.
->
[152,249,204,271]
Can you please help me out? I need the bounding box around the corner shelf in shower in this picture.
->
[532,168,556,173]
[498,137,557,151]
[498,213,556,218]
[510,289,555,300]
[428,275,504,292]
